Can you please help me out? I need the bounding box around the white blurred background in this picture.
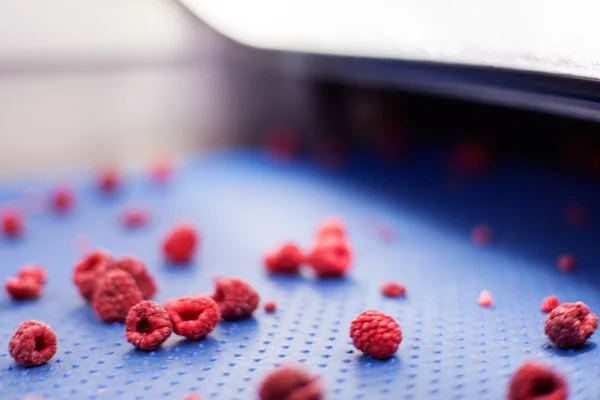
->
[0,0,311,177]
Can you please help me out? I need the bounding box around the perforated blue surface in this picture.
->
[1,149,600,399]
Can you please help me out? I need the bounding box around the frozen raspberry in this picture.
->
[111,257,157,300]
[557,254,576,272]
[150,158,174,184]
[73,250,113,302]
[259,364,323,400]
[6,277,42,301]
[381,281,406,298]
[316,217,346,239]
[264,127,300,161]
[350,310,402,359]
[121,206,151,229]
[478,290,493,307]
[264,301,277,313]
[2,208,24,238]
[264,242,304,275]
[17,265,47,285]
[541,296,560,313]
[212,278,259,320]
[182,394,202,400]
[162,223,198,264]
[164,296,220,340]
[92,269,143,323]
[308,236,352,278]
[51,186,75,213]
[97,167,121,194]
[565,202,587,227]
[544,301,598,348]
[471,224,493,245]
[450,140,491,176]
[125,301,173,350]
[507,361,567,400]
[9,320,57,367]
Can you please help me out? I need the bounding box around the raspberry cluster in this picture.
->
[544,302,598,348]
[1,206,24,238]
[212,278,259,320]
[5,265,47,301]
[126,301,173,350]
[162,223,199,264]
[164,296,220,340]
[73,251,158,322]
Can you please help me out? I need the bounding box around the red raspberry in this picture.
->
[557,254,576,272]
[164,296,220,340]
[17,265,47,285]
[150,158,174,184]
[264,242,304,275]
[97,167,121,194]
[92,269,143,323]
[9,320,57,367]
[182,394,202,400]
[565,202,587,227]
[264,301,277,313]
[264,127,300,161]
[111,257,157,300]
[73,250,113,302]
[381,281,406,298]
[450,140,491,176]
[162,223,198,264]
[6,277,42,301]
[2,208,24,238]
[125,301,173,350]
[350,310,402,359]
[308,236,352,278]
[121,207,151,229]
[471,224,493,245]
[212,278,259,320]
[507,361,567,400]
[478,290,494,307]
[544,301,598,348]
[541,296,560,313]
[259,364,323,400]
[316,217,346,239]
[50,186,75,213]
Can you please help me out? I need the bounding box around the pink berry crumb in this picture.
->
[557,254,576,272]
[121,207,151,229]
[541,295,560,313]
[381,281,406,298]
[264,301,276,313]
[471,224,493,245]
[478,290,493,307]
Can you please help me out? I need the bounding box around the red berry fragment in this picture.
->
[164,296,220,340]
[316,217,346,239]
[264,242,304,275]
[264,127,300,162]
[9,320,57,367]
[182,394,202,400]
[6,277,42,301]
[557,254,576,272]
[162,223,198,264]
[350,310,402,359]
[92,269,143,323]
[259,364,323,400]
[308,236,352,278]
[471,224,493,245]
[450,140,491,176]
[121,207,151,229]
[478,290,493,307]
[264,301,276,313]
[508,361,567,400]
[381,281,406,298]
[73,250,113,302]
[17,265,47,285]
[150,159,174,184]
[565,202,587,227]
[2,208,24,238]
[544,301,598,348]
[111,257,157,300]
[212,278,259,320]
[125,301,173,350]
[97,167,121,194]
[51,186,75,213]
[541,296,560,313]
